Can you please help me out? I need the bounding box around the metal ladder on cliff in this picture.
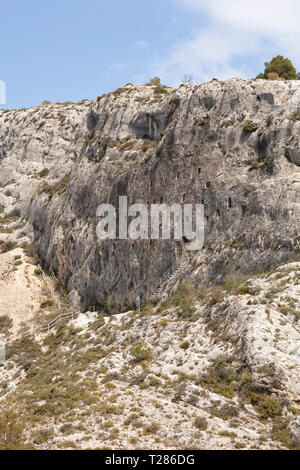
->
[149,258,190,300]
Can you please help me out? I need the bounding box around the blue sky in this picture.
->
[1,0,300,109]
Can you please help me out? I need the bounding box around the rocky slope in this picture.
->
[0,79,299,311]
[0,261,299,449]
[0,247,47,331]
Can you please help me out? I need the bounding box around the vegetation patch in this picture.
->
[130,341,153,363]
[0,241,17,253]
[39,176,69,198]
[0,412,30,450]
[243,121,258,133]
[38,168,50,178]
[0,315,13,332]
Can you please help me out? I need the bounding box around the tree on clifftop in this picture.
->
[257,55,297,80]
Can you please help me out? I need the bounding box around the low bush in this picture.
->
[0,241,17,253]
[39,176,69,198]
[38,168,50,178]
[170,282,196,318]
[243,121,258,133]
[194,417,208,430]
[40,299,54,309]
[0,412,29,450]
[0,315,13,332]
[131,341,153,363]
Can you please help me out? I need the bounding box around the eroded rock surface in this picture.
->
[0,79,299,311]
[0,80,299,449]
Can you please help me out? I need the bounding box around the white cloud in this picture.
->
[151,0,300,86]
[135,40,150,50]
[180,0,300,34]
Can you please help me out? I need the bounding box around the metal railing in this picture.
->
[3,310,79,347]
[40,310,78,333]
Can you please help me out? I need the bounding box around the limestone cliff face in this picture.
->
[0,79,299,310]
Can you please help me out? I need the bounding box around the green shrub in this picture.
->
[266,72,281,80]
[272,419,300,450]
[207,287,225,306]
[0,241,17,253]
[289,110,300,121]
[200,356,238,399]
[249,161,262,171]
[131,341,153,363]
[40,299,54,309]
[243,121,258,133]
[197,118,210,127]
[147,77,168,94]
[212,404,240,420]
[38,168,50,178]
[222,274,251,293]
[60,423,74,435]
[237,286,252,295]
[23,243,41,265]
[257,55,297,80]
[194,417,208,430]
[0,412,29,450]
[0,315,13,332]
[39,176,69,198]
[141,297,159,311]
[170,282,196,318]
[7,337,41,368]
[144,422,160,434]
[249,392,283,419]
[235,441,246,449]
[219,430,238,438]
[148,77,161,87]
[141,139,155,152]
[31,428,53,444]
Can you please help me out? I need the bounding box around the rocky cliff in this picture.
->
[0,79,300,450]
[0,79,299,311]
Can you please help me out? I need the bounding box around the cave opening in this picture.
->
[87,112,98,131]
